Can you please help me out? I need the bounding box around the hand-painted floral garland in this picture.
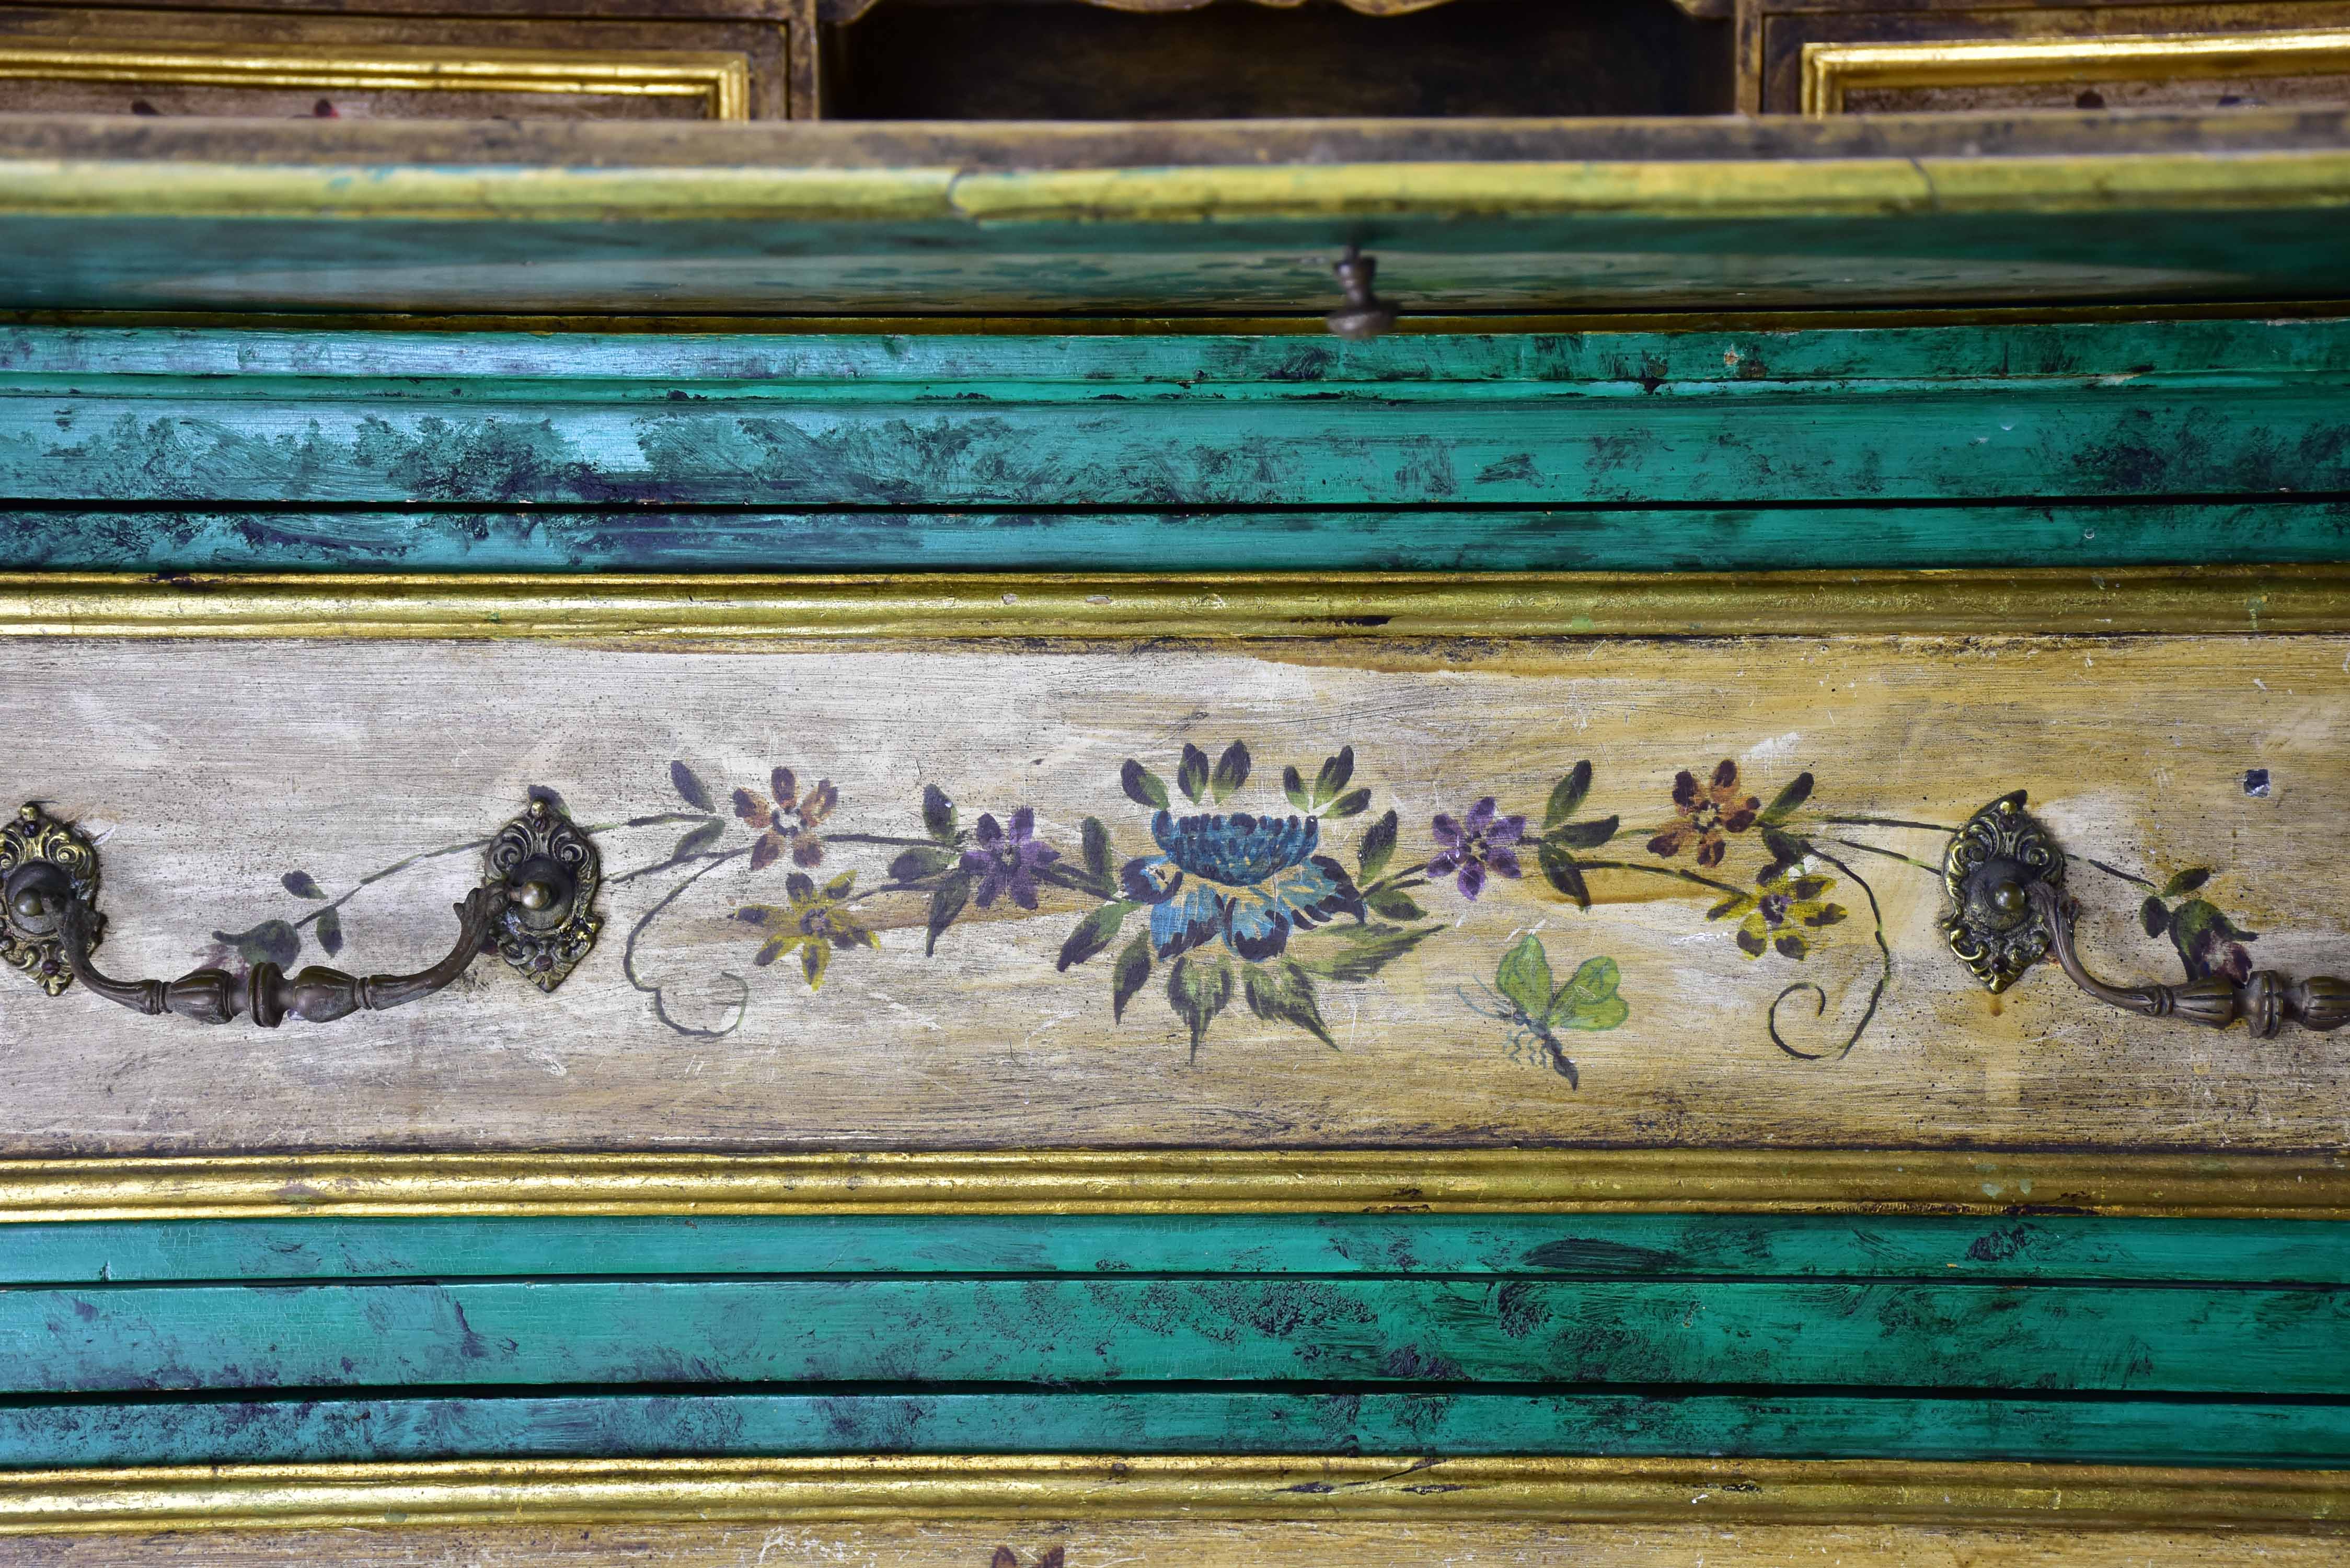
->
[205,748,2251,1086]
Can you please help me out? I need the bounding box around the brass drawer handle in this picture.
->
[1944,792,2349,1035]
[0,798,600,1024]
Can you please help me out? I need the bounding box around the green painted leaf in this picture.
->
[1544,761,1593,829]
[1365,886,1425,921]
[213,920,298,969]
[1327,787,1373,818]
[889,846,958,882]
[1282,766,1311,811]
[1301,923,1440,983]
[1178,745,1211,804]
[1243,960,1335,1049]
[1537,841,1589,909]
[1356,810,1398,881]
[1058,901,1135,973]
[1110,932,1152,1023]
[1314,746,1355,806]
[1211,742,1251,803]
[1494,933,1554,1022]
[1081,817,1112,887]
[314,906,343,959]
[2164,867,2213,898]
[669,761,713,813]
[1760,828,1807,872]
[674,819,724,861]
[1551,955,1628,1032]
[924,872,971,958]
[1708,892,1751,921]
[1759,771,1815,825]
[1120,760,1168,812]
[2142,896,2171,938]
[922,784,958,845]
[1545,814,1618,850]
[1168,954,1234,1054]
[280,871,325,901]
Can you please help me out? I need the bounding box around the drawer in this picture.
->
[0,569,2348,1556]
[0,9,785,119]
[1753,2,2350,113]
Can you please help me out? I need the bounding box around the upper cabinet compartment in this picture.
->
[814,0,1733,120]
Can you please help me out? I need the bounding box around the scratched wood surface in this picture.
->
[0,633,2343,1155]
[0,1521,2342,1565]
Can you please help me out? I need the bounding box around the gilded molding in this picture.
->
[0,1455,2344,1534]
[0,567,2346,641]
[0,43,752,120]
[1804,28,2350,116]
[3,1148,2348,1221]
[1,148,2347,223]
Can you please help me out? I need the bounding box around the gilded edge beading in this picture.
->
[1804,28,2350,117]
[0,44,753,120]
[3,1148,2349,1221]
[1,566,2347,640]
[0,1455,2343,1534]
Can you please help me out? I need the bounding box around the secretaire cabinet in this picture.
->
[0,111,2346,1565]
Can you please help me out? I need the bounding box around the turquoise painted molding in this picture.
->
[2,322,2347,571]
[8,1213,2348,1285]
[5,1213,2346,1471]
[5,1392,2348,1470]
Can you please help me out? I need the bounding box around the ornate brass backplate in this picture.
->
[0,803,100,996]
[1940,790,2064,994]
[485,797,604,993]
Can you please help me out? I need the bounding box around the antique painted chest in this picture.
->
[0,82,2346,1568]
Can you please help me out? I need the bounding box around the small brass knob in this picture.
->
[9,887,45,920]
[1989,879,2026,918]
[515,879,559,914]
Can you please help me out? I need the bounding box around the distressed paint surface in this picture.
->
[0,636,2344,1154]
[9,1214,2348,1285]
[4,1391,2349,1468]
[11,1277,2349,1394]
[0,1521,2341,1568]
[0,329,2341,531]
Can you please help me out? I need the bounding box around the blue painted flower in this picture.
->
[1119,810,1363,962]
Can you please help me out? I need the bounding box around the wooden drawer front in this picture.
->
[1759,4,2350,112]
[0,11,779,119]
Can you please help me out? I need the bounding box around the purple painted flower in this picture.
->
[960,806,1060,910]
[1428,797,1526,901]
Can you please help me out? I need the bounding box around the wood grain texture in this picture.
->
[0,633,2343,1155]
[1,1519,2343,1565]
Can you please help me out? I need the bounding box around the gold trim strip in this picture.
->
[5,1149,2347,1220]
[1803,28,2350,116]
[0,567,2345,641]
[1,1456,2344,1534]
[1,148,2347,222]
[0,44,752,120]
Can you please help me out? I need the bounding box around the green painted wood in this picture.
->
[7,1214,2348,1288]
[4,116,2350,315]
[2,326,2346,533]
[3,1391,2347,1469]
[7,502,2347,573]
[8,1279,2345,1395]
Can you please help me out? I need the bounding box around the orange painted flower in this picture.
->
[1645,759,1760,870]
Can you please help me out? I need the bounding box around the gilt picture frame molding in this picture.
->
[1,566,2347,641]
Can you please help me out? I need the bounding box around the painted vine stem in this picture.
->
[204,750,2266,1087]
